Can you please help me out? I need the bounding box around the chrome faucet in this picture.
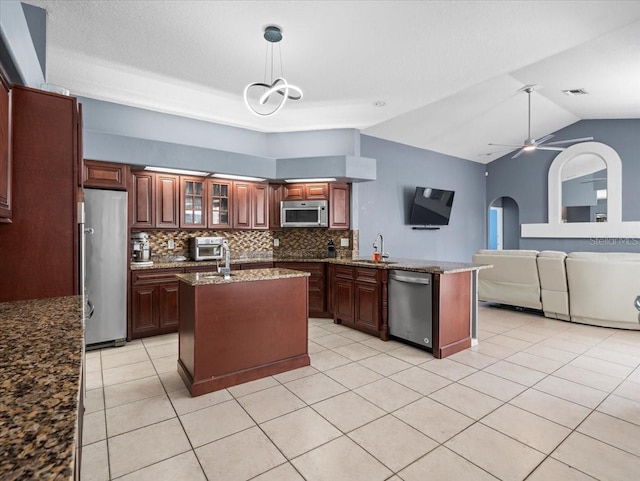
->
[373,233,389,259]
[219,239,231,279]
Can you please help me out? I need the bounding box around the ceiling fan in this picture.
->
[488,86,593,159]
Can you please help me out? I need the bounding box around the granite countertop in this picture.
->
[176,267,311,286]
[0,296,84,481]
[138,256,489,274]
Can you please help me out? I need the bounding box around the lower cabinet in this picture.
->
[130,269,181,339]
[332,265,387,338]
[275,262,330,318]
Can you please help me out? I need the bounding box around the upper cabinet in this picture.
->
[233,181,269,230]
[179,176,205,229]
[0,74,11,222]
[208,179,233,230]
[156,173,180,228]
[130,170,155,228]
[82,159,128,190]
[283,182,328,200]
[268,184,283,231]
[329,182,350,229]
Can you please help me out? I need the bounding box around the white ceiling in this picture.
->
[22,0,640,163]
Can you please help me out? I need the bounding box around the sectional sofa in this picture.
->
[472,249,640,330]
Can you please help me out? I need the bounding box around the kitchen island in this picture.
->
[176,268,311,396]
[0,296,84,480]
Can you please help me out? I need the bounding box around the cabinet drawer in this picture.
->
[355,267,379,284]
[334,266,355,280]
[132,269,182,285]
[241,262,274,270]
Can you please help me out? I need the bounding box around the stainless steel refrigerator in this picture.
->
[83,188,128,347]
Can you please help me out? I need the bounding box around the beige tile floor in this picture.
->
[81,305,640,481]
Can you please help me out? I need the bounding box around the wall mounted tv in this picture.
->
[409,186,455,226]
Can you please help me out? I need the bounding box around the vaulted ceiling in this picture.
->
[23,0,640,163]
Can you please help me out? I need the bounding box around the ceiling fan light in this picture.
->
[522,145,536,152]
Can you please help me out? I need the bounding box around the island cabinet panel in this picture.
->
[275,262,329,317]
[130,269,181,339]
[178,276,310,396]
[130,170,155,228]
[432,271,472,358]
[82,159,128,190]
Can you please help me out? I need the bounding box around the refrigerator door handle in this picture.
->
[87,299,95,319]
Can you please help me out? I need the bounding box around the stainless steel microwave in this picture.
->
[281,200,328,228]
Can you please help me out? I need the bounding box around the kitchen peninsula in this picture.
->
[176,268,311,396]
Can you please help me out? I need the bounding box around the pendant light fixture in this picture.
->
[243,25,303,117]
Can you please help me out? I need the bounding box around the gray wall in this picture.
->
[486,119,640,252]
[359,135,486,262]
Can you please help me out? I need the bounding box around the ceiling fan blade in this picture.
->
[488,142,522,148]
[512,149,525,159]
[536,146,565,152]
[544,136,594,146]
[536,134,555,145]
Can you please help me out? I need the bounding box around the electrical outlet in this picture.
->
[273,238,280,247]
[340,238,349,247]
[167,239,175,250]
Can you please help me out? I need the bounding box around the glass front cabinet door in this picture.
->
[208,179,233,229]
[180,177,206,228]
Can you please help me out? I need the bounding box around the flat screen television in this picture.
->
[409,186,455,226]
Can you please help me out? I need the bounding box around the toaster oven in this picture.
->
[189,237,224,261]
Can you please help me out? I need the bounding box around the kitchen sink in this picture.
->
[201,273,237,279]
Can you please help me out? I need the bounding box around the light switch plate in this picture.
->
[167,239,175,250]
[274,238,280,247]
[340,238,349,247]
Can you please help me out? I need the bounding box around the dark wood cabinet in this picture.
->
[283,182,328,201]
[233,181,268,230]
[241,262,274,270]
[275,262,329,317]
[130,170,155,228]
[179,176,205,228]
[156,174,180,228]
[0,74,11,222]
[0,86,80,302]
[82,159,128,190]
[354,268,380,330]
[130,268,181,339]
[432,272,472,358]
[268,183,283,230]
[329,182,350,229]
[208,179,233,229]
[332,265,386,338]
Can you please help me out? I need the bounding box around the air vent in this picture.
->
[562,88,589,96]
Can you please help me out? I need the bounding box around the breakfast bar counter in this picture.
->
[176,268,311,396]
[0,296,84,480]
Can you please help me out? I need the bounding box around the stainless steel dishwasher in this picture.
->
[388,270,433,349]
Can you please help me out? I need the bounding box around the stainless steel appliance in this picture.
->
[83,189,128,348]
[281,200,328,228]
[190,236,225,261]
[131,232,151,263]
[388,270,433,349]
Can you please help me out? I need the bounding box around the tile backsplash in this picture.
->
[141,228,356,261]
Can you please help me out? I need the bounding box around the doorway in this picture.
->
[488,197,519,250]
[489,207,503,250]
